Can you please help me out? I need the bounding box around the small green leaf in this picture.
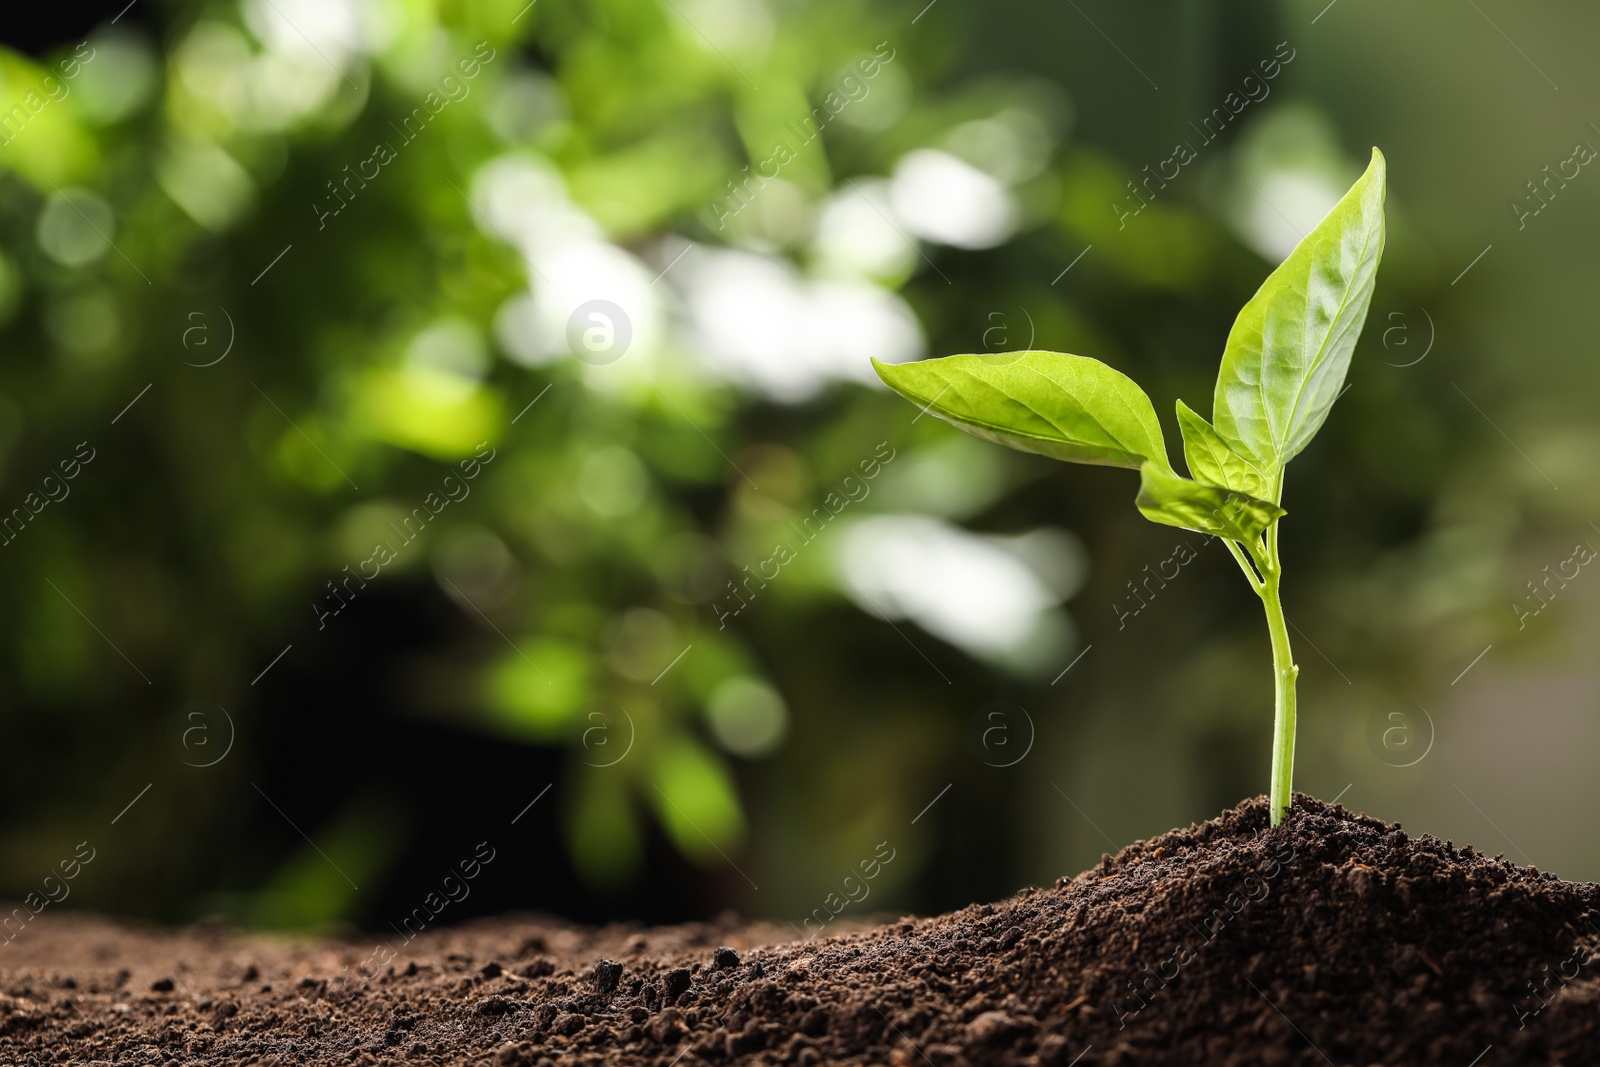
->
[1135,462,1285,544]
[1213,148,1387,473]
[1176,400,1273,502]
[872,351,1169,471]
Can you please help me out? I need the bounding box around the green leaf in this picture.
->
[872,351,1169,471]
[1176,400,1273,502]
[1213,148,1387,473]
[1135,462,1285,544]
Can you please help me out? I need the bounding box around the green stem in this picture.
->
[1259,557,1298,826]
[1221,538,1264,593]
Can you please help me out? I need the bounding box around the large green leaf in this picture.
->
[1135,462,1285,544]
[1213,148,1387,473]
[872,351,1169,471]
[1176,400,1273,502]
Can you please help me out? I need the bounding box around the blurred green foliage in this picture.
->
[3,0,1600,929]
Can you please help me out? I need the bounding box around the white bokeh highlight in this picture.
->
[836,515,1083,671]
[889,149,1018,250]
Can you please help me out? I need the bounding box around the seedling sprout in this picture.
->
[874,149,1387,825]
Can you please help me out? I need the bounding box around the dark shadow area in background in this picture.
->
[953,0,1281,159]
[1,1,157,58]
[244,581,721,931]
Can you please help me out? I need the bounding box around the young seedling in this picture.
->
[874,149,1386,826]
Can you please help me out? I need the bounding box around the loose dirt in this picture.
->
[5,796,1597,1066]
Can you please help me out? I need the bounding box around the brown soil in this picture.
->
[5,796,1598,1066]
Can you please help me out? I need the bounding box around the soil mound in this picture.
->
[4,796,1597,1066]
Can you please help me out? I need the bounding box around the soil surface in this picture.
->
[5,796,1598,1066]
